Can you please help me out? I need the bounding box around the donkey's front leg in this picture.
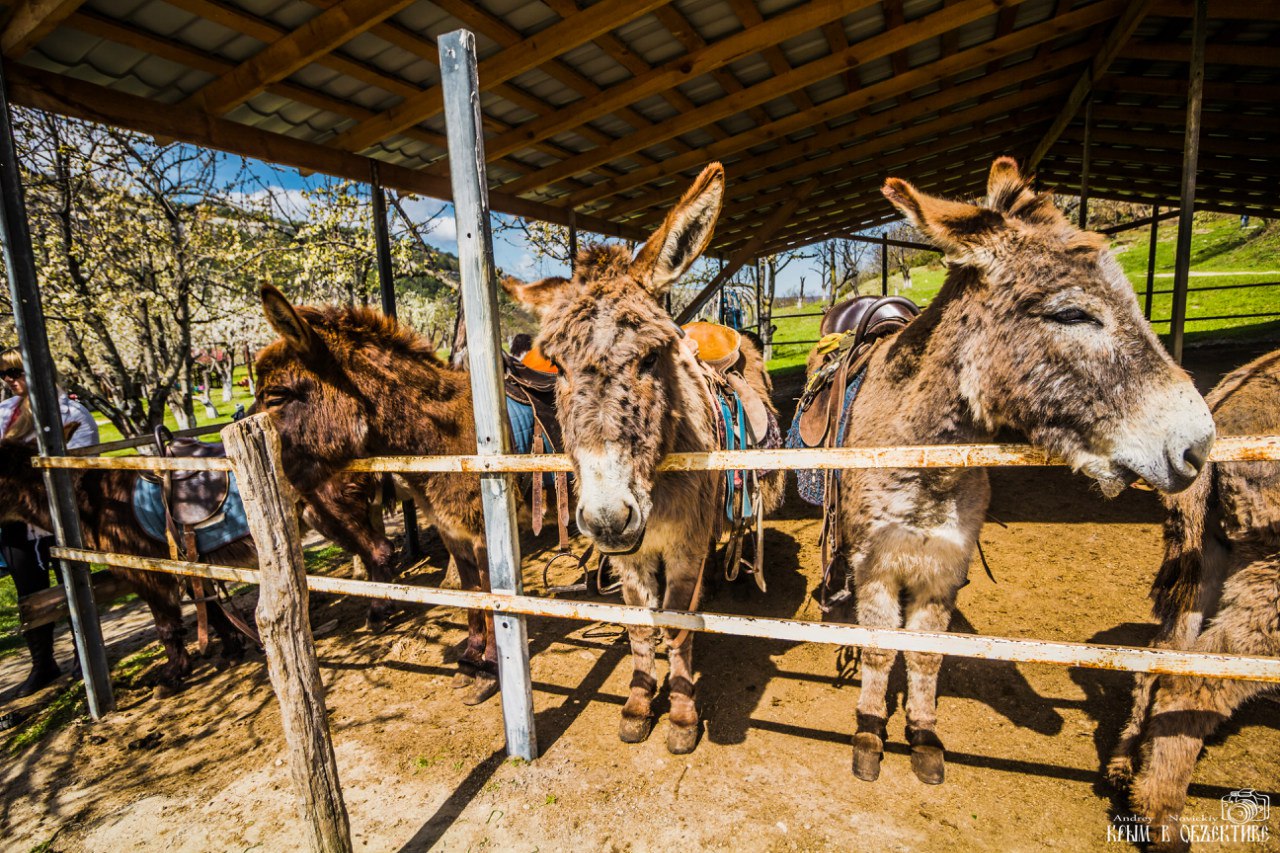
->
[902,588,958,785]
[852,568,900,782]
[619,554,661,744]
[662,547,707,755]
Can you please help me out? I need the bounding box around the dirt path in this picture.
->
[2,348,1277,852]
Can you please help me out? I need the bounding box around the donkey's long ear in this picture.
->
[501,275,572,318]
[984,156,1064,227]
[261,285,318,355]
[631,162,724,295]
[882,176,1003,262]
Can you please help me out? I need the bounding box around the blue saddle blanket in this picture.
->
[507,395,559,491]
[132,475,251,555]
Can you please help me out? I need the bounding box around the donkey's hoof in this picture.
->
[852,733,883,782]
[451,670,477,689]
[462,673,500,706]
[619,714,653,744]
[907,727,945,785]
[1105,755,1135,788]
[152,682,178,700]
[666,722,699,755]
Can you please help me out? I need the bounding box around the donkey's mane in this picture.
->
[297,303,448,367]
[575,243,632,280]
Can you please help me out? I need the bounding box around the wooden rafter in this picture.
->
[185,0,414,116]
[6,65,646,243]
[500,0,1036,198]
[0,0,83,58]
[1025,0,1156,169]
[602,50,1089,225]
[572,6,1116,215]
[470,0,859,167]
[333,0,671,154]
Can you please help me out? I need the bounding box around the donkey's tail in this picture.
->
[1150,464,1215,624]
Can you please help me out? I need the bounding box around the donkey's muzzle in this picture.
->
[577,498,645,554]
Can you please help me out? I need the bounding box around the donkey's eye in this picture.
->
[261,388,291,407]
[639,351,660,372]
[1046,307,1099,326]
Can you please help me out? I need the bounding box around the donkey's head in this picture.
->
[255,289,441,493]
[505,164,725,553]
[884,157,1214,495]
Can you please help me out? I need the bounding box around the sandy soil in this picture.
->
[1,344,1277,853]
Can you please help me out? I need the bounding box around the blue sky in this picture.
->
[233,155,864,299]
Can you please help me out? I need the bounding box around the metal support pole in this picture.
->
[1144,204,1159,320]
[0,61,113,716]
[1078,96,1092,230]
[440,29,537,761]
[875,233,885,295]
[568,212,577,275]
[370,162,421,559]
[1170,0,1206,364]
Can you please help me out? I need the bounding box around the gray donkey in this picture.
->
[828,158,1215,785]
[1107,349,1280,852]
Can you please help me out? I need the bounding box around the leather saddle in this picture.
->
[683,321,771,443]
[142,426,231,527]
[503,349,562,452]
[796,295,920,448]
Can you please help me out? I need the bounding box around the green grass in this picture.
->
[91,366,258,445]
[5,643,166,754]
[0,572,21,659]
[764,213,1280,371]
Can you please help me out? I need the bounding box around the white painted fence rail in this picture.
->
[50,547,1280,685]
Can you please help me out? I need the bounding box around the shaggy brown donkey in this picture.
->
[254,288,502,705]
[1108,349,1280,852]
[505,163,785,754]
[823,158,1215,785]
[0,438,255,691]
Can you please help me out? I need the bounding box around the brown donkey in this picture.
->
[254,289,504,705]
[823,158,1215,785]
[0,438,255,691]
[1107,349,1280,852]
[505,163,784,754]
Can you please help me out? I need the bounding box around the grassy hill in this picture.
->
[765,212,1279,371]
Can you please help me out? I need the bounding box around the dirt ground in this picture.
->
[2,343,1278,853]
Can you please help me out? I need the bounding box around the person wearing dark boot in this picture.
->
[1,349,99,697]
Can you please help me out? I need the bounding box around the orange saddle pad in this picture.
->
[681,321,741,371]
[520,345,558,374]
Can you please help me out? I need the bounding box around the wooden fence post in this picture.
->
[223,414,352,853]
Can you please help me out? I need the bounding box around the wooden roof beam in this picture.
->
[553,0,1121,209]
[601,55,1087,225]
[476,0,861,167]
[724,0,815,114]
[1094,75,1280,103]
[1119,41,1280,69]
[333,0,671,154]
[500,0,1038,198]
[5,64,646,243]
[1,0,83,58]
[655,3,773,130]
[184,0,413,116]
[1152,0,1280,20]
[1025,0,1156,169]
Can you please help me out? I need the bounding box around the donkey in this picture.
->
[817,157,1215,785]
[0,438,256,692]
[254,288,507,705]
[1107,349,1280,851]
[504,163,785,754]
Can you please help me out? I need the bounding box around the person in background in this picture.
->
[509,333,533,361]
[0,349,99,696]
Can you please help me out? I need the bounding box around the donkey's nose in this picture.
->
[1165,428,1215,491]
[577,498,643,552]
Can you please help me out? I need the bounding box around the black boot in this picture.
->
[17,624,62,698]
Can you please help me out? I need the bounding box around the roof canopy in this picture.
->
[6,0,1278,258]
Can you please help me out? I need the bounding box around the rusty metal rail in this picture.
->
[33,434,1280,474]
[51,547,1280,684]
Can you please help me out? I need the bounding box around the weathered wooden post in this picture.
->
[1144,204,1159,320]
[223,414,352,853]
[439,28,539,761]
